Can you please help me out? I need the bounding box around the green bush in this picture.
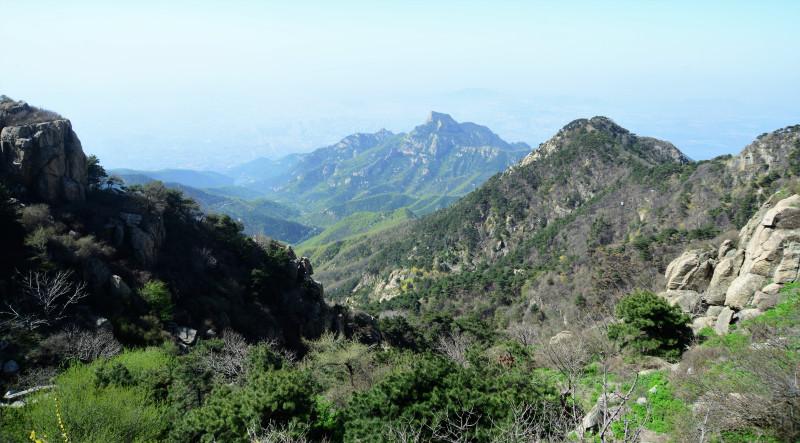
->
[608,290,692,360]
[86,154,108,187]
[0,348,172,442]
[94,362,135,388]
[611,371,688,436]
[343,354,560,442]
[139,280,174,322]
[172,368,320,442]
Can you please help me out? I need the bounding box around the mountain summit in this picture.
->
[232,113,531,220]
[425,110,458,127]
[520,116,690,168]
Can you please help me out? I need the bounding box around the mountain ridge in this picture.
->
[229,112,531,221]
[310,116,800,336]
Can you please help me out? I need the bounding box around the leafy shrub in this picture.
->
[172,368,320,443]
[19,204,53,230]
[139,280,174,322]
[1,349,172,442]
[94,362,135,388]
[25,225,57,252]
[608,290,692,360]
[86,154,108,188]
[343,354,560,442]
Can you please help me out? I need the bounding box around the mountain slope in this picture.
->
[312,117,800,334]
[115,172,319,243]
[235,112,531,219]
[0,96,371,355]
[111,168,234,188]
[298,208,417,255]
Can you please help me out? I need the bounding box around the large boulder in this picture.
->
[724,273,767,309]
[704,250,744,305]
[761,194,800,229]
[664,249,715,291]
[773,241,800,283]
[0,98,87,203]
[175,326,197,346]
[659,290,703,313]
[129,218,165,266]
[714,307,735,335]
[752,284,781,310]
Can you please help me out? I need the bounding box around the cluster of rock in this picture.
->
[106,210,166,267]
[660,193,800,334]
[0,97,87,203]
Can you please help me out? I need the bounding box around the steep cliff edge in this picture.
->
[0,97,87,203]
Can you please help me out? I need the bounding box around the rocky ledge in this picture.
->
[660,192,800,334]
[0,97,87,203]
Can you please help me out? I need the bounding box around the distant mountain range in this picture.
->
[222,112,530,223]
[113,112,531,243]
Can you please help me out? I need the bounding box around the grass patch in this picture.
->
[0,348,173,442]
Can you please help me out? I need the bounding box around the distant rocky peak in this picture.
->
[559,116,628,137]
[425,111,458,128]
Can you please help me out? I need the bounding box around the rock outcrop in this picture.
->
[0,97,87,203]
[104,208,166,267]
[664,248,716,292]
[661,193,800,334]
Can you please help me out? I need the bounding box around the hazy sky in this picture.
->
[3,1,799,170]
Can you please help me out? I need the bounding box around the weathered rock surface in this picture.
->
[659,289,702,313]
[0,97,87,203]
[175,326,198,345]
[714,307,734,335]
[664,249,715,291]
[662,193,800,334]
[705,250,744,305]
[724,273,766,309]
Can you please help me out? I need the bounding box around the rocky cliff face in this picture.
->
[0,96,379,353]
[0,97,87,203]
[660,192,800,334]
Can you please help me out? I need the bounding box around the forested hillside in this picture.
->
[313,117,800,336]
[2,97,798,442]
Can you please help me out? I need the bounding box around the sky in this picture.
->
[2,0,799,170]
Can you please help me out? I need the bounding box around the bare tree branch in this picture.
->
[435,332,472,367]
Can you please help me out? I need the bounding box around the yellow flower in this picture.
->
[29,430,46,443]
